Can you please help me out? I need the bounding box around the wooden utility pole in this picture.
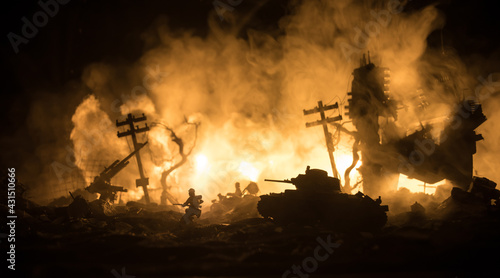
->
[116,113,151,204]
[304,101,342,179]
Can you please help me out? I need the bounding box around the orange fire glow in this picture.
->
[397,174,446,195]
[66,1,467,205]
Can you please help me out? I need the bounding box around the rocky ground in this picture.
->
[3,187,500,278]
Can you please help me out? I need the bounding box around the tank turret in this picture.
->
[265,167,341,193]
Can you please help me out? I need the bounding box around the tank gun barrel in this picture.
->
[264,179,293,184]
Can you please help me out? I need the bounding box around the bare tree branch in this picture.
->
[151,121,200,205]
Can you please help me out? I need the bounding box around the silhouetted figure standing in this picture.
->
[227,182,243,198]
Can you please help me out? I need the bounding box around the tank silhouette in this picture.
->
[259,166,389,231]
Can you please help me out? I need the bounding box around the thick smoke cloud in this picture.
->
[46,0,498,204]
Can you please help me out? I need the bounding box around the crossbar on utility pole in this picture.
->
[116,113,151,204]
[304,101,342,179]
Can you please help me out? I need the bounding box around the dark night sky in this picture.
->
[1,0,499,193]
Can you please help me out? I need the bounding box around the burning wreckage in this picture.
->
[55,53,498,230]
[340,54,497,216]
[257,53,497,230]
[49,53,495,224]
[7,54,500,278]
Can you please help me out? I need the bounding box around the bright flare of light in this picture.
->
[331,152,363,187]
[335,153,362,175]
[238,161,259,182]
[195,154,209,173]
[152,165,164,176]
[397,174,445,194]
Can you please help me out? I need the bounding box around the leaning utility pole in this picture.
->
[304,101,342,179]
[116,113,151,204]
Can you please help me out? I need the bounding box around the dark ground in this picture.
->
[4,190,500,278]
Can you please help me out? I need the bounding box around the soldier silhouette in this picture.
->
[227,182,243,198]
[181,188,204,224]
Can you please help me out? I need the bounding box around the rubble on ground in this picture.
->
[7,177,500,277]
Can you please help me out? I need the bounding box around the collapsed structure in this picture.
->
[342,54,486,197]
[256,54,497,230]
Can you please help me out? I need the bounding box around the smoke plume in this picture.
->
[61,0,499,205]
